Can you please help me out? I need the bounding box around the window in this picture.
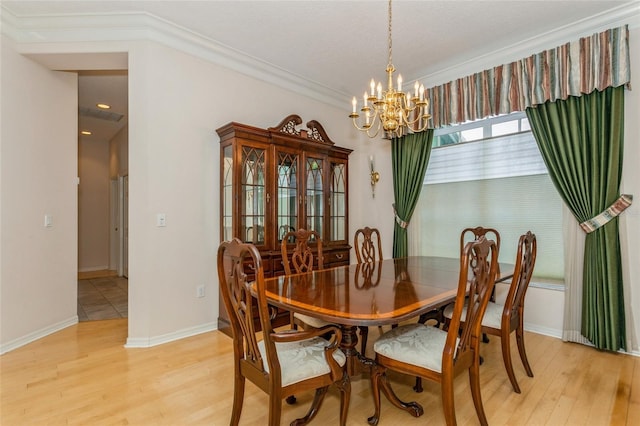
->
[411,113,564,281]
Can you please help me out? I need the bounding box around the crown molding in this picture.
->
[0,7,346,109]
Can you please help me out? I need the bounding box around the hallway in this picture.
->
[77,271,128,321]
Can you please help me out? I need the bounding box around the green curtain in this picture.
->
[525,86,626,351]
[391,130,434,258]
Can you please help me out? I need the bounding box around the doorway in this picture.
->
[77,71,129,321]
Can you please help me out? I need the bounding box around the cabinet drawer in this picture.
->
[324,250,350,266]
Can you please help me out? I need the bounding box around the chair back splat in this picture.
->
[460,226,501,275]
[449,238,498,366]
[354,227,382,263]
[353,227,383,355]
[218,238,350,425]
[281,228,323,275]
[369,236,498,426]
[460,226,501,254]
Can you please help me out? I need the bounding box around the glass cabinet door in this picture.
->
[330,160,347,242]
[276,150,299,244]
[222,145,234,242]
[305,156,324,239]
[240,145,266,246]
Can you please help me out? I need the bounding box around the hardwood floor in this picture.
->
[1,319,637,425]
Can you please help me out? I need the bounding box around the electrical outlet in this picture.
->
[196,285,205,298]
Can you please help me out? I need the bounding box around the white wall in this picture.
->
[109,124,128,179]
[78,138,110,271]
[108,124,129,271]
[125,40,360,344]
[0,36,78,352]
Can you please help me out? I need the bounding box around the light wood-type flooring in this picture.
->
[1,318,638,425]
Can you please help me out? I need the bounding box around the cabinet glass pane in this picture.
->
[222,145,233,241]
[330,162,346,241]
[306,157,323,238]
[277,151,299,243]
[241,146,266,245]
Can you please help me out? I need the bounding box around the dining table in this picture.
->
[262,256,513,376]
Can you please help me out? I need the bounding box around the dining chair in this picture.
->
[368,236,499,426]
[443,231,537,393]
[218,238,351,426]
[412,227,501,393]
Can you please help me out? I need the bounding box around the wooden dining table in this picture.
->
[262,256,513,376]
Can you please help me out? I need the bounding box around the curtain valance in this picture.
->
[427,25,630,129]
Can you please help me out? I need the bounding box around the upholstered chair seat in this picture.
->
[373,323,459,373]
[258,335,346,387]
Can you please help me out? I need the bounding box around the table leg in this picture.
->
[340,325,361,376]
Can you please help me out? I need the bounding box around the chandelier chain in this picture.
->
[387,0,393,68]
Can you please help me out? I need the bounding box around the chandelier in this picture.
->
[349,0,431,139]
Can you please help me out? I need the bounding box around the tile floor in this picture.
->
[77,276,128,321]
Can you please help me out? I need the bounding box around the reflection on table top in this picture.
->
[263,256,513,327]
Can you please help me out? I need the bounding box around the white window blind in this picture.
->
[411,116,564,280]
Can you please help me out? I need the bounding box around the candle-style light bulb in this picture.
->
[352,97,357,113]
[414,81,419,97]
[370,79,376,97]
[419,84,425,101]
[397,74,403,92]
[377,82,382,99]
[363,92,368,108]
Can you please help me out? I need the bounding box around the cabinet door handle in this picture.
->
[335,254,344,260]
[247,263,255,271]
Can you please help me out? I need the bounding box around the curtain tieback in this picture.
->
[580,194,633,233]
[392,204,409,229]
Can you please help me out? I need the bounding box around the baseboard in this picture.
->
[524,322,563,339]
[525,323,640,357]
[0,316,78,355]
[124,321,217,348]
[78,265,110,273]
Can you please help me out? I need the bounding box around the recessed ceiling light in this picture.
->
[81,130,92,135]
[96,103,111,109]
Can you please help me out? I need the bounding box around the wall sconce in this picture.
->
[370,156,380,198]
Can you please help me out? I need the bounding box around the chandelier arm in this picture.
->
[351,114,382,137]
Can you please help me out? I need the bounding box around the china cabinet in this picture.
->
[217,114,352,334]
